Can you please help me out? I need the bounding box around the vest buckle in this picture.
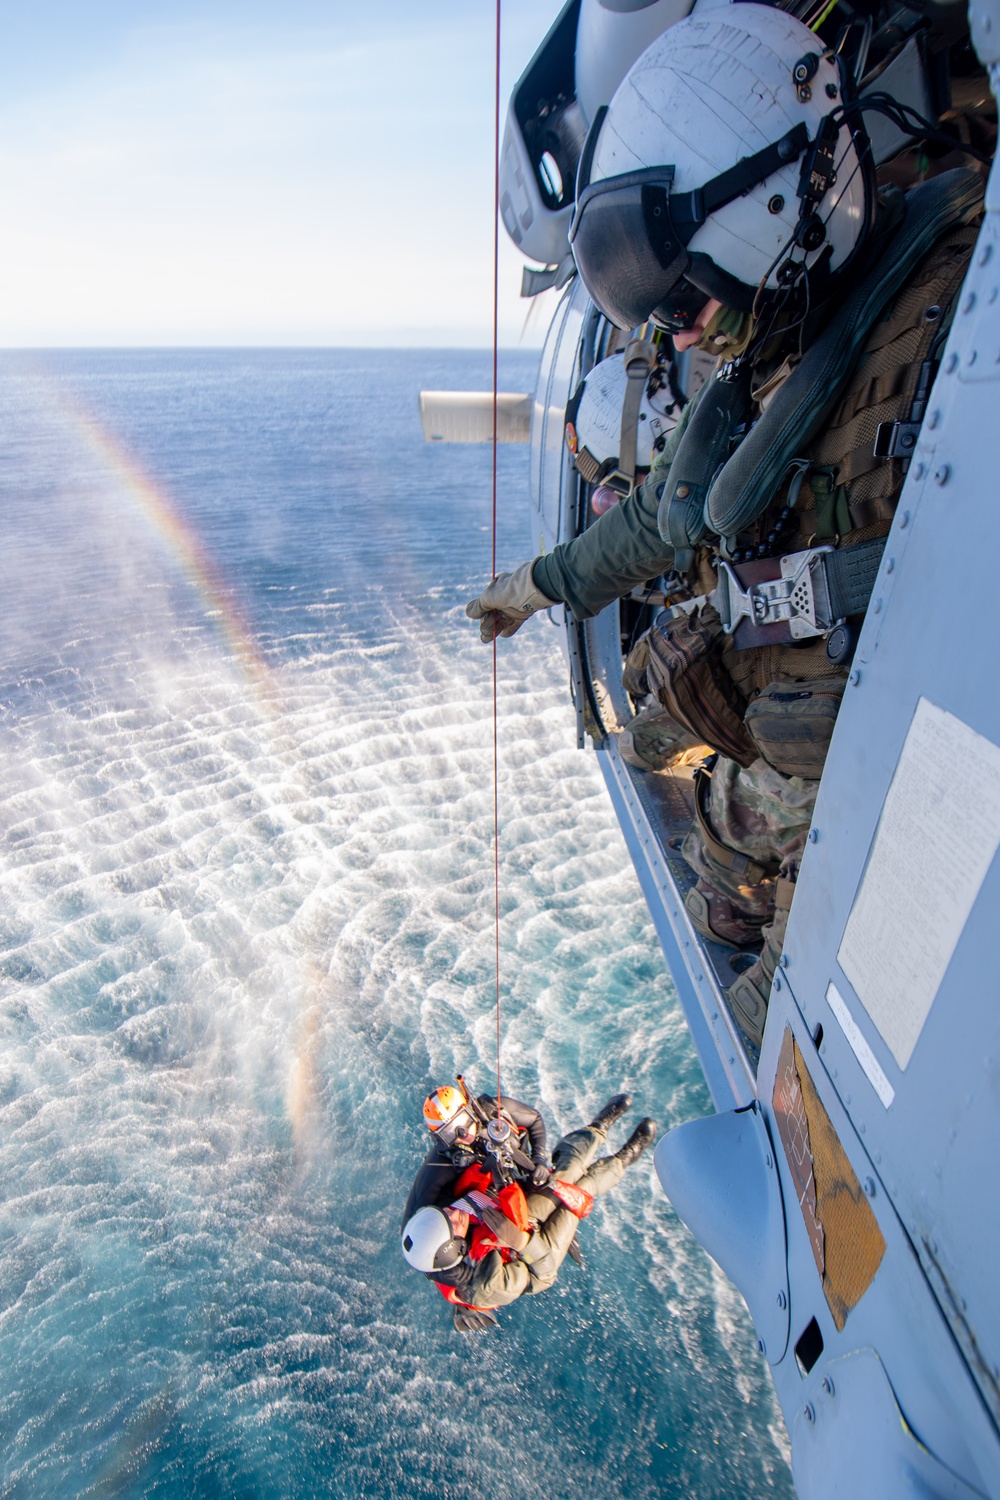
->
[873,419,920,461]
[714,547,839,643]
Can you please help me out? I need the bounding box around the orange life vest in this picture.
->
[433,1178,532,1309]
[548,1178,594,1219]
[432,1174,594,1308]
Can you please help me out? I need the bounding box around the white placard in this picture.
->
[826,982,895,1109]
[837,698,1000,1069]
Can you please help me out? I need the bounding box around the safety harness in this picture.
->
[655,169,983,620]
[433,1166,594,1310]
[705,172,982,647]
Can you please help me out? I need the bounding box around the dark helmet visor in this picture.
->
[568,121,810,331]
[569,168,690,330]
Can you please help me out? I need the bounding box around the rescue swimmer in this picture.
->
[402,1080,552,1231]
[401,1092,656,1331]
[466,4,988,1047]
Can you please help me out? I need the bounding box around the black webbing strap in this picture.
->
[619,337,659,486]
[669,124,809,239]
[825,536,887,618]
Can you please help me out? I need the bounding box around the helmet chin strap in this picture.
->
[618,335,659,491]
[661,123,811,251]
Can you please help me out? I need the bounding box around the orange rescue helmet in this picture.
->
[423,1084,477,1143]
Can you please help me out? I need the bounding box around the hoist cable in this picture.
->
[491,0,503,1108]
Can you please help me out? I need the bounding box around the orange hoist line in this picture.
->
[491,0,503,1107]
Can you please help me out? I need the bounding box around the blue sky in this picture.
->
[0,1,564,346]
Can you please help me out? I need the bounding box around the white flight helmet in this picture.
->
[569,4,871,331]
[401,1207,466,1274]
[565,349,680,490]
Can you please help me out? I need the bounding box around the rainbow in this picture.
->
[57,391,282,710]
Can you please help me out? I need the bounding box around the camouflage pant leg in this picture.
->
[681,756,817,946]
[619,701,710,773]
[728,881,794,1045]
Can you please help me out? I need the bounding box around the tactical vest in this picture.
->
[654,169,984,569]
[725,210,980,699]
[758,219,980,553]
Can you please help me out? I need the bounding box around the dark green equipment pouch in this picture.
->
[743,678,845,779]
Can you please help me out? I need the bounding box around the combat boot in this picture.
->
[589,1093,632,1132]
[614,1117,657,1168]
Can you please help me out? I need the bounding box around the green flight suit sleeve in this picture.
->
[532,389,700,621]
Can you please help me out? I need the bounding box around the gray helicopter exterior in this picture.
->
[514,3,1000,1496]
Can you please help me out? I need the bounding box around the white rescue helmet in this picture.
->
[401,1206,467,1273]
[565,351,680,488]
[569,5,870,331]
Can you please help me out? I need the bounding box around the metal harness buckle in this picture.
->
[714,547,839,640]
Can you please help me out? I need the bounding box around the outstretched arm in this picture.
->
[466,385,700,629]
[533,471,677,620]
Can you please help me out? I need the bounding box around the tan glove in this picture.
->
[465,560,556,642]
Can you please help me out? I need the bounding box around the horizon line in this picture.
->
[0,343,543,354]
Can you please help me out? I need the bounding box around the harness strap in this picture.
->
[835,442,891,487]
[845,496,896,530]
[619,338,658,488]
[694,765,780,885]
[842,364,914,423]
[825,536,887,618]
[705,169,983,539]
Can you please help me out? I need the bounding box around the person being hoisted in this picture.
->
[401,1092,657,1332]
[401,1078,552,1231]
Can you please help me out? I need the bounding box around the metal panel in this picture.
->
[778,191,1000,1438]
[790,1349,987,1500]
[756,999,1000,1497]
[654,1102,791,1364]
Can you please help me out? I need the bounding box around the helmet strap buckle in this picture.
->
[796,113,840,217]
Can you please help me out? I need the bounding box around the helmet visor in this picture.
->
[435,1107,478,1147]
[570,168,691,331]
[569,123,810,331]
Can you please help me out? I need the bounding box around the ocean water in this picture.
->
[0,348,793,1499]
